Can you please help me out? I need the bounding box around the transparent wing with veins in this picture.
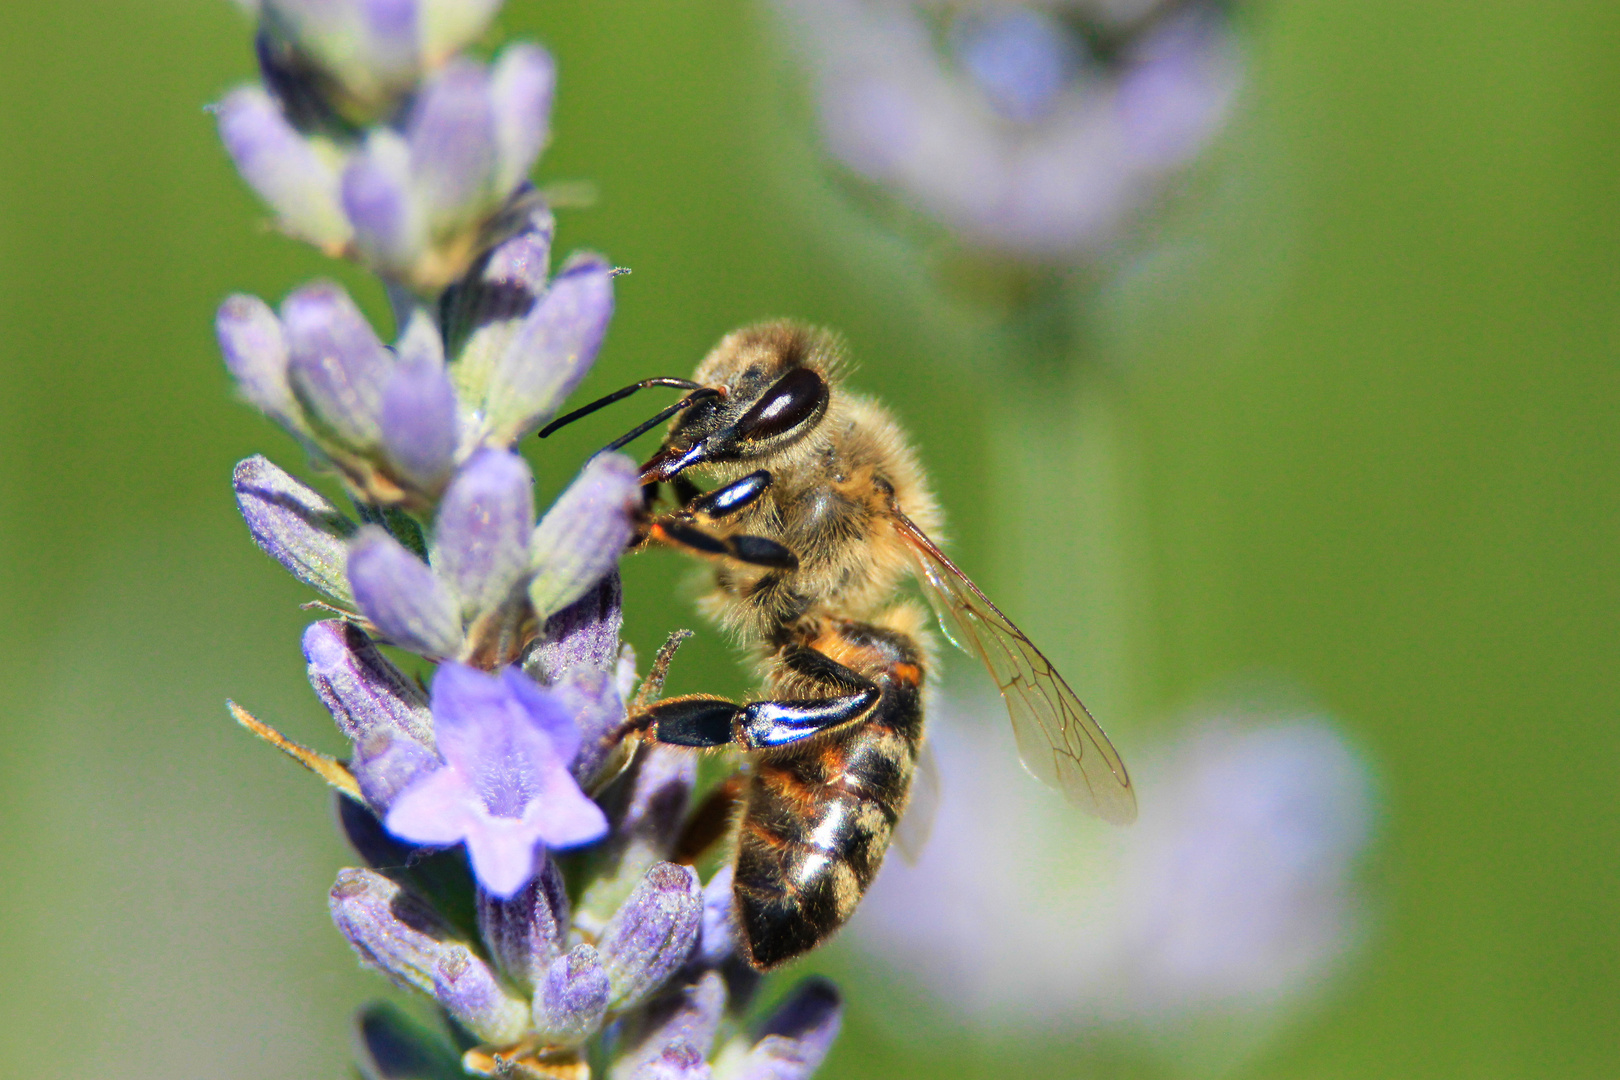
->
[892,508,1137,825]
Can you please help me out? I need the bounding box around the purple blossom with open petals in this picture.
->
[386,663,608,898]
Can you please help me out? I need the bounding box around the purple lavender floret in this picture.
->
[476,856,570,991]
[329,867,530,1043]
[385,663,609,898]
[598,862,704,1010]
[533,943,612,1045]
[232,455,357,603]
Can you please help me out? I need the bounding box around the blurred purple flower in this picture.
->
[218,40,555,292]
[854,697,1375,1041]
[247,0,505,119]
[385,663,609,898]
[773,0,1241,259]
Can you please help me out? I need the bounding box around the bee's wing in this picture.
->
[892,738,940,864]
[892,509,1137,825]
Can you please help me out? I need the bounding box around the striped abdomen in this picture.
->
[732,632,924,970]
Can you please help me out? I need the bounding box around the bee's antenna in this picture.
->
[600,387,722,454]
[537,377,705,439]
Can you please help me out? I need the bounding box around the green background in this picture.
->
[0,1,1613,1077]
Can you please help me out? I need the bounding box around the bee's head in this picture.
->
[642,323,836,482]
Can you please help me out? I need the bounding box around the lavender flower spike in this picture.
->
[529,452,640,619]
[386,663,608,898]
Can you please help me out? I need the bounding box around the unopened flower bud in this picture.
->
[378,353,459,494]
[215,85,351,249]
[484,253,615,444]
[476,856,569,993]
[282,281,393,450]
[233,455,358,603]
[598,862,702,1010]
[347,526,464,657]
[532,943,611,1046]
[728,977,842,1080]
[303,620,433,745]
[329,868,528,1044]
[614,971,726,1080]
[218,294,298,426]
[528,453,639,619]
[440,208,553,400]
[435,449,536,622]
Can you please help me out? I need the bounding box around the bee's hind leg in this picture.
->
[620,683,879,753]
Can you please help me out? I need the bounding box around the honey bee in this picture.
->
[542,322,1135,969]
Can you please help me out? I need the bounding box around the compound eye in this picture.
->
[736,368,826,442]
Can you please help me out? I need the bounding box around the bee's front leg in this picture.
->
[636,470,795,570]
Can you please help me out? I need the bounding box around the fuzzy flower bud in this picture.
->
[329,868,529,1044]
[533,943,612,1046]
[476,856,570,993]
[233,455,358,603]
[529,453,640,619]
[598,862,703,1010]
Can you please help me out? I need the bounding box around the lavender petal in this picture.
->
[282,281,395,450]
[233,455,358,602]
[483,253,615,442]
[528,453,639,619]
[432,449,535,620]
[387,663,608,897]
[597,862,702,1010]
[347,525,463,656]
[215,85,351,248]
